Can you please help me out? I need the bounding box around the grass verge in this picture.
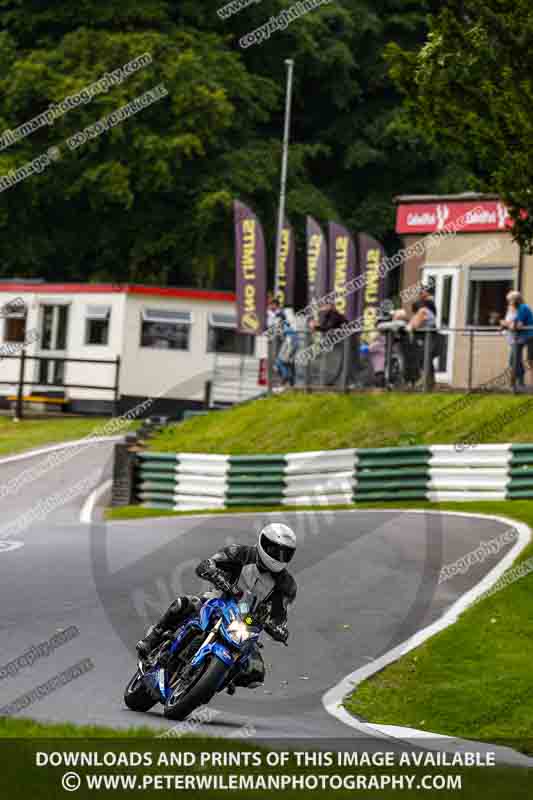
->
[0,717,158,738]
[344,500,533,755]
[105,503,356,521]
[0,416,117,457]
[147,391,533,454]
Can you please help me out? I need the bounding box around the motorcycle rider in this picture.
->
[136,523,297,689]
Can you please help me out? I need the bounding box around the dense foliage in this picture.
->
[0,0,464,290]
[387,0,533,251]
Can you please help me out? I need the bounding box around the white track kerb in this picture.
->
[80,479,112,524]
[0,435,122,468]
[323,509,533,768]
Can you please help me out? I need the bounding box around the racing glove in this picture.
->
[206,569,234,595]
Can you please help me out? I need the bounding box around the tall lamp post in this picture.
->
[274,58,294,301]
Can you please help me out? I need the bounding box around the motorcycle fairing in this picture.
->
[169,618,203,655]
[190,640,234,669]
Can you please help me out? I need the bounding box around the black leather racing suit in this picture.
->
[152,544,297,687]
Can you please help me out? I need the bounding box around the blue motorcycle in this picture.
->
[124,591,281,721]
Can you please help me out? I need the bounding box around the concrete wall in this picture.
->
[400,235,426,310]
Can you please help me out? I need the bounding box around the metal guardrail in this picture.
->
[456,325,533,393]
[266,325,533,395]
[267,331,350,393]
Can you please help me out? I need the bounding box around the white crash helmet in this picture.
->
[257,523,296,573]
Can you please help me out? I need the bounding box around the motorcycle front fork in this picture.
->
[167,619,223,690]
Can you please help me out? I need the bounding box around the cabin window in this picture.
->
[140,309,192,350]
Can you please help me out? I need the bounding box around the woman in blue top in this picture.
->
[500,291,533,387]
[275,319,298,387]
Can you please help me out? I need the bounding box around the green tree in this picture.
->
[0,0,462,288]
[387,0,533,250]
[0,2,282,285]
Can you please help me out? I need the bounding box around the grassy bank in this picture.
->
[0,717,157,738]
[345,500,533,754]
[147,392,533,454]
[105,503,356,521]
[0,416,116,457]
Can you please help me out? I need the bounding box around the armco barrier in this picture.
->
[132,444,529,510]
[507,444,533,499]
[354,446,431,503]
[134,449,357,510]
[428,444,510,502]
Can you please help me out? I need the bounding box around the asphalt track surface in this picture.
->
[0,442,521,744]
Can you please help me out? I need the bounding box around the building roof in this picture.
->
[0,282,235,302]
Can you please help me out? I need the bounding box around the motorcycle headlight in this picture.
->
[226,620,252,644]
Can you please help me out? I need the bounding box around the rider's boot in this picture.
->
[136,623,166,659]
[136,597,191,658]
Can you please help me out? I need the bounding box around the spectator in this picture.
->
[407,286,439,388]
[392,308,409,323]
[366,309,407,387]
[367,335,385,387]
[267,295,287,332]
[411,283,437,316]
[309,301,347,334]
[374,308,422,387]
[275,319,298,388]
[500,290,533,388]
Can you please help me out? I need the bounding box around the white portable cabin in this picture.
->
[0,282,265,416]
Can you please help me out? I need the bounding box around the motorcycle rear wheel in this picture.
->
[163,657,228,721]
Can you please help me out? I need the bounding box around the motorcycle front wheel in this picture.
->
[124,669,158,712]
[163,657,228,721]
